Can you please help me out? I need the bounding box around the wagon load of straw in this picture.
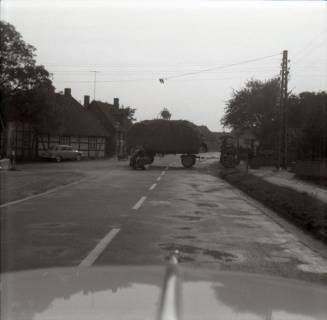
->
[127,119,201,154]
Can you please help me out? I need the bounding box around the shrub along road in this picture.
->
[1,155,327,285]
[220,168,327,245]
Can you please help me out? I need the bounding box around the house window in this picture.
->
[89,137,97,150]
[59,136,71,145]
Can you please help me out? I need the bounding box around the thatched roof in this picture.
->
[41,93,110,137]
[88,100,131,133]
[88,101,118,131]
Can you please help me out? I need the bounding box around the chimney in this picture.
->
[64,88,71,97]
[113,98,119,109]
[84,95,90,108]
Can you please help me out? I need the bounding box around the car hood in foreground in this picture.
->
[1,266,327,320]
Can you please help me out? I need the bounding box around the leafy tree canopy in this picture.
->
[0,21,54,127]
[221,75,327,160]
[296,91,327,160]
[123,106,136,122]
[160,108,172,120]
[221,78,280,138]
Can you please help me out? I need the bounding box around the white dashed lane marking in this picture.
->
[149,183,157,191]
[132,196,147,210]
[79,228,120,267]
[79,164,168,267]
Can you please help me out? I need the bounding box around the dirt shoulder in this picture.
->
[207,162,327,245]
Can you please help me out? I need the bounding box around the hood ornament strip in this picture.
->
[157,250,181,320]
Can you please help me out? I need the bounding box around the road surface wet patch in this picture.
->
[175,215,202,221]
[178,227,193,230]
[193,210,211,216]
[159,243,239,263]
[231,221,258,228]
[26,222,78,236]
[18,245,76,260]
[196,201,219,208]
[202,248,237,262]
[174,235,197,240]
[190,193,202,198]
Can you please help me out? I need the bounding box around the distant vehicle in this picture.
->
[40,145,82,162]
[127,119,203,169]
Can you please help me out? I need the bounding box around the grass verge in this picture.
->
[219,168,327,245]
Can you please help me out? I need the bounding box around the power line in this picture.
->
[49,62,280,75]
[55,78,157,83]
[292,39,327,67]
[51,67,280,76]
[45,61,281,69]
[292,28,327,59]
[54,71,281,84]
[159,53,282,83]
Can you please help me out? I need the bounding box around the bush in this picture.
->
[221,170,327,244]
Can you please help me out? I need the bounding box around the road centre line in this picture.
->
[79,228,120,267]
[149,183,157,191]
[157,176,162,181]
[161,171,166,176]
[132,196,147,210]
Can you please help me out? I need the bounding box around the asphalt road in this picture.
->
[1,154,327,284]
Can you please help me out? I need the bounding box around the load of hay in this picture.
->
[127,119,201,154]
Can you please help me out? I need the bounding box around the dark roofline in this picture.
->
[39,93,111,137]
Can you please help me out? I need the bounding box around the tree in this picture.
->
[0,21,55,124]
[296,92,327,160]
[124,106,136,122]
[0,21,55,155]
[160,108,172,120]
[221,78,280,149]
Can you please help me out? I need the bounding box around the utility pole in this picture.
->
[277,50,289,169]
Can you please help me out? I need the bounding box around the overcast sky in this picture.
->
[1,0,326,131]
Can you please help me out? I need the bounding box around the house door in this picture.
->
[105,136,115,157]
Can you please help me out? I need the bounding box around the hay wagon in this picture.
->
[126,120,204,169]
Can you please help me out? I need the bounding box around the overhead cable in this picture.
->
[158,53,282,83]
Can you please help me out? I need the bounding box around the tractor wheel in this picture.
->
[148,155,155,164]
[181,155,196,168]
[130,158,137,169]
[199,143,208,153]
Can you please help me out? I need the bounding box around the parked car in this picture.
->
[40,145,83,162]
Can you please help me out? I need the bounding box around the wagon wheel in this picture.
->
[181,155,196,168]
